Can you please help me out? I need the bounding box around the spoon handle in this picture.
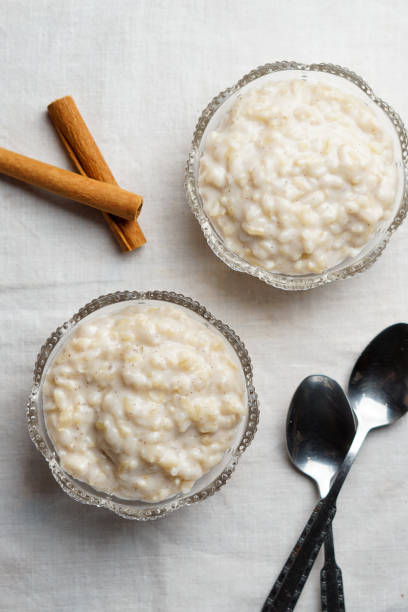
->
[261,497,337,612]
[262,427,368,612]
[320,526,345,612]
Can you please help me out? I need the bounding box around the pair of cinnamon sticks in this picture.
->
[0,97,145,251]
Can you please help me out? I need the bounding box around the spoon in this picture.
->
[262,323,408,612]
[287,375,356,612]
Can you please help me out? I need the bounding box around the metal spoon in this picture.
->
[262,323,408,612]
[287,375,356,612]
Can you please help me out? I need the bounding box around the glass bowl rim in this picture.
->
[27,290,259,520]
[184,60,408,290]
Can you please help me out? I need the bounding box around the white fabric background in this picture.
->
[1,1,408,610]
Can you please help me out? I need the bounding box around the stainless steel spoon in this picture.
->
[262,323,408,612]
[287,375,356,612]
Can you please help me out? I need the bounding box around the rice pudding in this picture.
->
[198,79,398,275]
[43,303,246,502]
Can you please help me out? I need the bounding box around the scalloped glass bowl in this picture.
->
[185,61,408,290]
[27,291,259,520]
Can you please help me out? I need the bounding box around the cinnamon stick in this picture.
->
[0,146,142,220]
[48,96,146,251]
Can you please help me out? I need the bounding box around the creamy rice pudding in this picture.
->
[43,303,246,502]
[199,79,397,274]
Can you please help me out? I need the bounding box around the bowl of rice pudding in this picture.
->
[185,61,408,290]
[27,291,258,520]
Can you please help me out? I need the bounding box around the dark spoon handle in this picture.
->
[320,526,345,612]
[261,498,337,612]
[321,564,345,612]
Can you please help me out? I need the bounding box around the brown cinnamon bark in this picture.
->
[48,96,146,251]
[0,146,142,220]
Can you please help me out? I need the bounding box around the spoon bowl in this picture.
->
[287,375,356,497]
[348,323,408,429]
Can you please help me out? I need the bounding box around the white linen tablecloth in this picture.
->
[1,1,408,610]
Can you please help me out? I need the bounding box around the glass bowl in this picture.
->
[27,290,259,520]
[185,61,408,290]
